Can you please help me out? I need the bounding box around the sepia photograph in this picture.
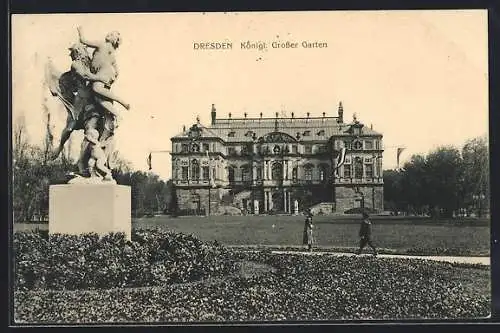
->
[10,10,490,323]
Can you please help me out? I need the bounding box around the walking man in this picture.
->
[303,211,314,252]
[356,212,377,256]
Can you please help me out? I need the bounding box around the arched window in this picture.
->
[292,167,298,181]
[304,164,313,181]
[191,159,200,180]
[228,166,235,182]
[319,164,329,182]
[271,162,283,180]
[354,157,363,179]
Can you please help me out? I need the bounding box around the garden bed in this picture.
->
[13,230,490,323]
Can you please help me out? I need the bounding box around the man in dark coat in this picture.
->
[356,212,377,256]
[303,213,314,252]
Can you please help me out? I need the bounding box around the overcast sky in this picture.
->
[12,10,488,180]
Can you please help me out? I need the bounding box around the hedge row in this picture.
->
[14,253,490,322]
[13,229,236,290]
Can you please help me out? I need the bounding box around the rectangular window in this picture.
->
[202,143,210,152]
[343,166,351,178]
[365,164,373,178]
[344,141,351,150]
[354,160,363,179]
[375,140,380,150]
[191,166,200,180]
[292,145,298,154]
[365,140,373,150]
[202,166,210,180]
[305,167,313,181]
[305,145,312,154]
[256,167,262,180]
[181,144,189,153]
[181,167,188,180]
[227,147,236,155]
[242,167,251,181]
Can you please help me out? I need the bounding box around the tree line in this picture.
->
[383,136,489,218]
[12,115,173,222]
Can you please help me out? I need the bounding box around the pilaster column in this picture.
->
[283,190,287,213]
[264,192,268,212]
[288,192,292,214]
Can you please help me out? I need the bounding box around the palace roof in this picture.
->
[172,115,382,142]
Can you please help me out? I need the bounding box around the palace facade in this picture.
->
[170,103,384,215]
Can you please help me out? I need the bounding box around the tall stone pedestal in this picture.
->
[49,183,131,240]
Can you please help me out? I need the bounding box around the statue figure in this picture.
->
[83,128,113,181]
[45,27,131,183]
[77,27,130,116]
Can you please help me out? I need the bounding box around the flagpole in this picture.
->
[396,147,405,171]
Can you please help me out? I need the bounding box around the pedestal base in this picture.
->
[49,183,131,240]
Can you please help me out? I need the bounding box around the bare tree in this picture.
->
[13,113,30,163]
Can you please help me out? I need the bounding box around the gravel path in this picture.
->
[268,250,490,265]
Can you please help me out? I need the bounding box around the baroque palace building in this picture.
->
[170,103,384,215]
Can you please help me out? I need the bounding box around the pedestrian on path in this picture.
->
[356,211,377,256]
[303,211,314,252]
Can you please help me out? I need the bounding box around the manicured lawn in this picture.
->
[14,215,490,256]
[132,215,490,255]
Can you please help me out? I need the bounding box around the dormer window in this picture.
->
[245,130,253,137]
[228,131,236,137]
[188,124,202,139]
[303,130,311,136]
[317,130,325,136]
[353,127,361,136]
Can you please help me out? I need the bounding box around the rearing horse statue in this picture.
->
[44,42,117,181]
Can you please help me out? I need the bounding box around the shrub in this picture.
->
[13,229,236,291]
[14,252,490,322]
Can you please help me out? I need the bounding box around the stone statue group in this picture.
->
[45,27,131,183]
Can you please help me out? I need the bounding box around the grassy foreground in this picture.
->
[133,216,490,256]
[15,215,490,256]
